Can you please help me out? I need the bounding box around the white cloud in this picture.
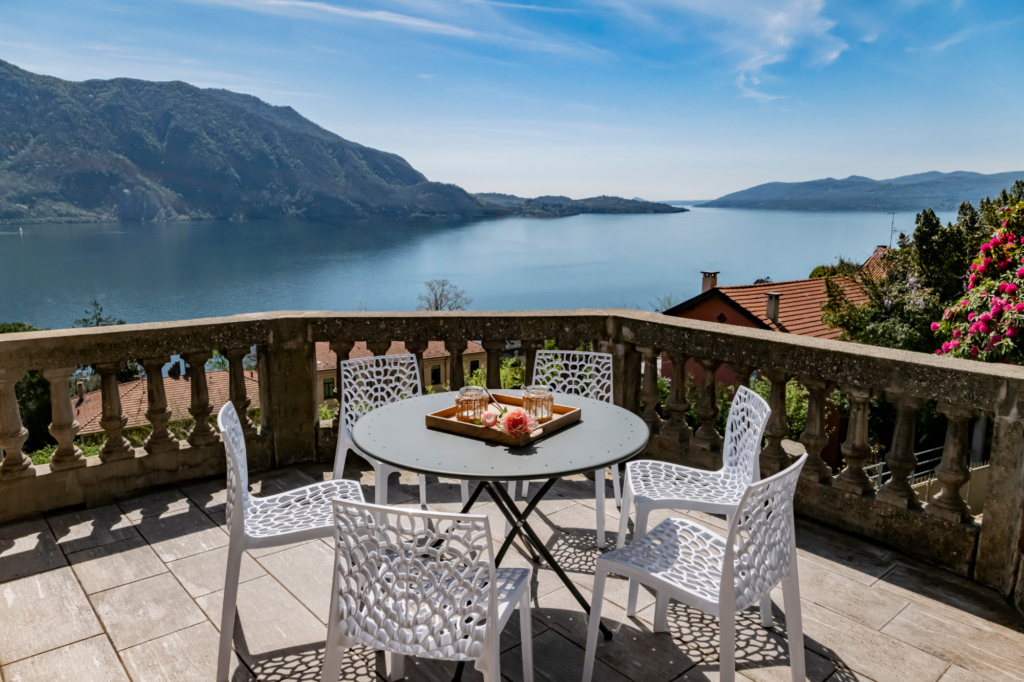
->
[610,0,848,99]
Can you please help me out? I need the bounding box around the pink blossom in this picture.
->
[961,300,969,307]
[971,346,979,357]
[1006,283,1019,294]
[930,322,940,331]
[942,342,952,352]
[1016,303,1024,313]
[1016,267,1024,278]
[981,243,992,252]
[951,339,961,348]
[935,349,943,355]
[953,329,961,338]
[980,313,993,322]
[1007,326,1018,337]
[979,323,990,334]
[968,312,976,321]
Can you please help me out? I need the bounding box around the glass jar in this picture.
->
[456,386,487,423]
[522,385,554,423]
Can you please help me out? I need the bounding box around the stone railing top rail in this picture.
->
[1,309,1022,410]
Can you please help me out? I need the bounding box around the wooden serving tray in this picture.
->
[425,393,581,447]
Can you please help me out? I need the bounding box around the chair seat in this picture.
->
[601,517,725,606]
[628,460,746,510]
[245,478,364,539]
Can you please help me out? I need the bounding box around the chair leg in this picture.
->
[505,482,517,536]
[611,464,622,509]
[374,463,389,506]
[595,468,606,549]
[321,572,345,682]
[521,480,530,498]
[519,588,534,682]
[719,609,737,682]
[625,506,649,616]
[385,652,405,681]
[461,479,470,505]
[581,568,608,682]
[418,474,427,507]
[760,595,773,628]
[653,592,669,633]
[782,567,805,682]
[617,484,633,550]
[216,540,245,682]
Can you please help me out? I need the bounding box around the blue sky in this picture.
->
[2,0,1022,199]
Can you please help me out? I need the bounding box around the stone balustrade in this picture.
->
[1,309,1023,616]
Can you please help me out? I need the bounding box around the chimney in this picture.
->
[765,292,782,324]
[701,271,719,293]
[76,381,84,400]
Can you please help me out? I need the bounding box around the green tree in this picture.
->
[0,323,53,452]
[809,257,860,279]
[72,300,139,382]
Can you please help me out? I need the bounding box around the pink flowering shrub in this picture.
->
[934,200,1024,360]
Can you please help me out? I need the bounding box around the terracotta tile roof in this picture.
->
[862,245,891,280]
[714,277,868,339]
[75,370,260,436]
[315,340,485,373]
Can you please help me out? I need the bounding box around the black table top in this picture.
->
[351,389,649,481]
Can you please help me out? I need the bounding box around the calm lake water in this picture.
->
[0,207,957,331]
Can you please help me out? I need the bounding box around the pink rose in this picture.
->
[1008,327,1019,338]
[951,339,960,348]
[481,412,497,428]
[953,329,961,338]
[968,312,976,321]
[971,346,979,357]
[930,322,940,331]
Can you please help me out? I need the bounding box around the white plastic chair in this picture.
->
[216,402,365,682]
[618,385,772,621]
[514,350,618,547]
[321,499,534,682]
[335,353,469,506]
[584,453,808,682]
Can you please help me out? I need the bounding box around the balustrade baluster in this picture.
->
[445,340,467,391]
[522,340,543,387]
[482,340,503,390]
[94,362,134,462]
[330,340,355,430]
[41,367,85,470]
[692,357,722,452]
[728,363,753,389]
[0,369,34,477]
[637,346,661,434]
[367,340,391,357]
[833,384,873,494]
[183,352,219,447]
[798,377,832,483]
[876,391,925,508]
[139,357,180,455]
[223,348,256,438]
[926,402,974,522]
[556,338,576,352]
[404,340,429,393]
[662,351,692,444]
[760,368,793,475]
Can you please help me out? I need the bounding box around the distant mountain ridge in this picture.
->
[700,171,1024,212]
[0,59,485,223]
[475,193,686,217]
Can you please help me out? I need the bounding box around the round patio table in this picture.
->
[352,388,649,656]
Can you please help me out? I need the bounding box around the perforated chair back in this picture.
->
[329,499,499,661]
[218,402,251,537]
[531,350,613,403]
[721,385,771,483]
[722,452,807,612]
[338,353,421,438]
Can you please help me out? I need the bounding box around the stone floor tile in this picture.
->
[881,604,1024,682]
[678,510,729,533]
[67,536,168,594]
[0,566,103,664]
[179,477,229,514]
[1,634,129,682]
[793,560,909,630]
[534,585,696,682]
[680,662,756,681]
[255,540,334,622]
[500,629,634,682]
[116,488,192,522]
[0,518,67,583]
[794,520,895,587]
[195,575,326,670]
[545,503,623,549]
[46,505,137,556]
[134,505,229,562]
[251,467,319,498]
[90,573,206,650]
[572,569,658,615]
[398,654,484,682]
[875,561,1024,634]
[774,597,948,682]
[167,545,266,598]
[937,665,992,682]
[500,542,575,600]
[247,539,316,559]
[119,622,253,682]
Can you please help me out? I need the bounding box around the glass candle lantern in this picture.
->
[456,386,487,422]
[523,385,554,423]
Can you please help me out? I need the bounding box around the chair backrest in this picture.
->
[217,401,250,535]
[721,385,771,483]
[721,452,807,612]
[531,350,613,403]
[329,499,499,661]
[338,353,421,437]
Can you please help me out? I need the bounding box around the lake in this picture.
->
[0,207,957,331]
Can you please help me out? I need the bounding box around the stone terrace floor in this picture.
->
[1,463,1023,682]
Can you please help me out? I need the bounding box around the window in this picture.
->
[469,360,480,374]
[323,378,335,399]
[431,365,441,385]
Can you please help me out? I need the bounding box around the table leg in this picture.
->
[490,480,614,641]
[486,481,543,564]
[458,479,487,514]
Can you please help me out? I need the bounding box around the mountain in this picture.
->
[474,193,687,217]
[700,171,1024,211]
[0,59,485,223]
